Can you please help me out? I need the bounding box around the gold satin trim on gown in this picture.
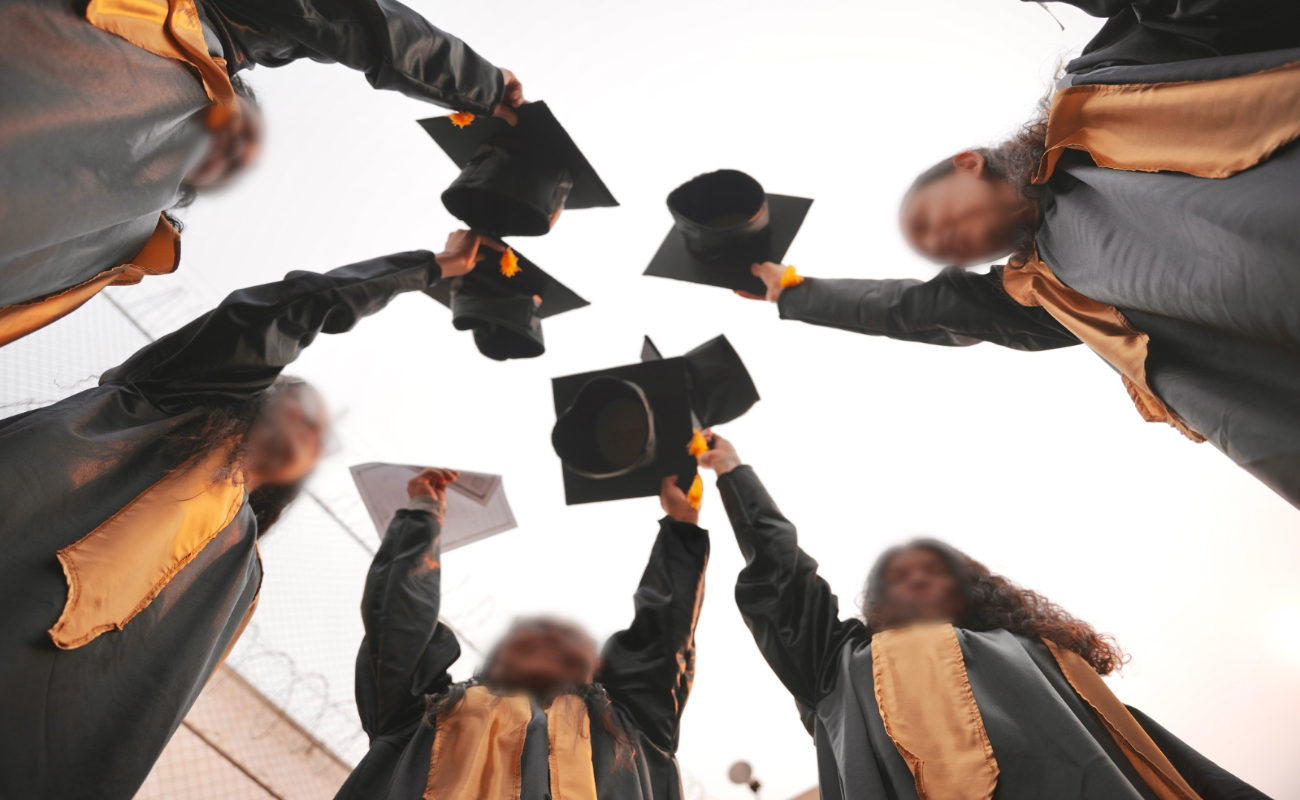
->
[546,695,599,800]
[0,214,181,348]
[871,623,999,800]
[1001,257,1203,442]
[425,689,599,800]
[426,687,532,800]
[1044,641,1202,800]
[1034,59,1300,184]
[85,0,238,127]
[49,443,246,649]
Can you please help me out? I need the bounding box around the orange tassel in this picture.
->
[499,247,521,277]
[687,429,709,456]
[686,474,704,510]
[448,111,475,129]
[779,265,804,288]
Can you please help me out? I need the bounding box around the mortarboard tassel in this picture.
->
[500,247,521,277]
[448,111,475,129]
[687,429,709,456]
[686,474,704,510]
[779,265,804,289]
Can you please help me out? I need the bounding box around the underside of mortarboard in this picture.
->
[550,335,759,505]
[644,169,812,295]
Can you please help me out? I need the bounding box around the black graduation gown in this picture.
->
[716,465,1268,800]
[0,0,500,316]
[0,250,444,800]
[778,22,1300,509]
[336,510,710,800]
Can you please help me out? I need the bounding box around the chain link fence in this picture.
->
[0,280,497,798]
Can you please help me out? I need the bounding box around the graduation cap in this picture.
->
[551,335,759,505]
[419,101,618,237]
[644,169,813,295]
[424,242,588,361]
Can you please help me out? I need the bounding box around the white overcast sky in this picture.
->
[15,0,1300,797]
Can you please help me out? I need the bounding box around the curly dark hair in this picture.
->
[861,539,1127,675]
[906,83,1055,262]
[169,375,308,536]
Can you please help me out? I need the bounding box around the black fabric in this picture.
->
[197,0,503,114]
[1127,707,1272,799]
[715,466,1260,800]
[551,336,759,505]
[680,335,762,429]
[777,270,1080,351]
[1033,0,1300,75]
[337,515,710,800]
[0,0,499,319]
[419,101,618,235]
[0,251,440,799]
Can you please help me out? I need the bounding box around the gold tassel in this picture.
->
[500,247,521,277]
[779,265,804,288]
[686,474,704,510]
[687,429,709,456]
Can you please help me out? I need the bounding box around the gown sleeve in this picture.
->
[596,516,710,753]
[98,250,440,412]
[353,507,460,742]
[201,0,504,114]
[1126,706,1271,800]
[775,268,1081,351]
[716,465,864,711]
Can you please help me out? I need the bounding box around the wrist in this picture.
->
[408,494,447,522]
[713,456,742,476]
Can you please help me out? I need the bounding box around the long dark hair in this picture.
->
[170,375,308,537]
[424,643,637,770]
[861,539,1126,675]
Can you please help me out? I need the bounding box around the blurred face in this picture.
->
[899,152,1028,266]
[243,385,328,488]
[878,547,966,625]
[183,97,264,189]
[487,618,600,697]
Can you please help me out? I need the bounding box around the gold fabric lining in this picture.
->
[1044,641,1202,800]
[426,687,532,800]
[0,214,181,348]
[1034,60,1300,184]
[546,695,599,800]
[49,442,245,649]
[85,0,238,127]
[871,623,999,800]
[1001,256,1203,442]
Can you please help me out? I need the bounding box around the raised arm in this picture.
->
[100,232,487,411]
[352,469,462,742]
[748,262,1079,351]
[700,435,863,711]
[596,477,710,753]
[202,0,507,115]
[1126,707,1271,800]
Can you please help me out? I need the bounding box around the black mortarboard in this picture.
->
[551,335,759,505]
[643,169,813,295]
[424,242,588,361]
[418,101,618,237]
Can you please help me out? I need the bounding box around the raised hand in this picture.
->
[435,230,505,278]
[492,69,526,125]
[736,261,793,304]
[660,475,701,526]
[407,467,459,521]
[695,429,742,476]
